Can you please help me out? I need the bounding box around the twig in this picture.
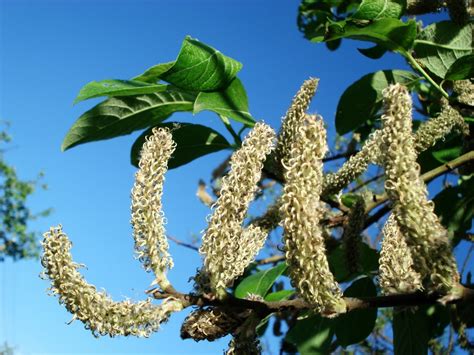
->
[167,235,199,252]
[349,173,383,193]
[256,254,285,265]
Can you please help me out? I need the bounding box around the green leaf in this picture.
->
[433,177,474,244]
[329,242,379,282]
[335,277,377,346]
[161,36,242,91]
[445,54,474,81]
[432,146,462,163]
[62,88,196,151]
[393,308,429,355]
[357,44,387,59]
[194,78,255,126]
[317,18,417,53]
[341,193,359,208]
[286,315,334,355]
[133,36,242,91]
[264,290,295,302]
[414,21,473,79]
[130,123,231,169]
[234,262,287,299]
[336,70,419,134]
[133,61,175,83]
[353,0,406,20]
[74,80,167,104]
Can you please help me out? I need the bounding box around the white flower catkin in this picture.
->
[379,214,423,294]
[41,226,183,338]
[276,78,319,163]
[131,127,175,290]
[414,102,469,152]
[323,98,469,196]
[265,78,319,180]
[380,84,459,292]
[281,115,345,314]
[199,123,276,293]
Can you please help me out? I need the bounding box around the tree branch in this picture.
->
[149,284,474,318]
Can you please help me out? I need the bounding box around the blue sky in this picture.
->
[0,1,468,354]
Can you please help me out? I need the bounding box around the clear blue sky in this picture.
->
[0,1,467,354]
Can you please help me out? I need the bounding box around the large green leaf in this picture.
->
[335,277,377,346]
[286,315,334,354]
[194,78,255,126]
[74,80,167,104]
[166,36,243,91]
[393,308,429,355]
[336,70,419,134]
[414,21,473,79]
[352,0,406,20]
[62,89,195,151]
[133,36,242,91]
[234,262,287,299]
[445,54,474,81]
[130,123,231,169]
[316,18,417,53]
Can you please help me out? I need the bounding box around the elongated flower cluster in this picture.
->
[281,115,345,314]
[41,226,183,337]
[131,127,175,290]
[180,307,247,341]
[380,84,459,291]
[323,99,469,196]
[199,122,276,293]
[266,78,319,179]
[453,80,474,106]
[379,214,422,294]
[414,102,469,152]
[276,78,319,162]
[323,129,384,195]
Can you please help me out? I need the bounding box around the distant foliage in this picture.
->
[0,126,49,261]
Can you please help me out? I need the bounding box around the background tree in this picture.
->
[39,0,472,354]
[0,124,49,261]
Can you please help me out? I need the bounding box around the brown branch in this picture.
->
[255,254,285,265]
[150,284,474,318]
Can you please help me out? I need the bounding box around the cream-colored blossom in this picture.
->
[180,307,247,342]
[414,102,469,152]
[280,115,345,314]
[199,123,276,293]
[380,84,459,291]
[322,128,384,195]
[41,226,183,337]
[266,78,319,179]
[131,127,175,290]
[379,214,423,294]
[453,80,474,106]
[323,100,468,196]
